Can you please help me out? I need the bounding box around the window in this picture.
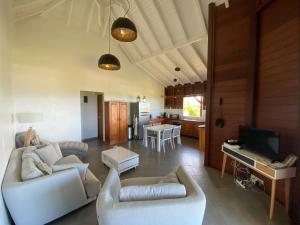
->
[183,96,204,118]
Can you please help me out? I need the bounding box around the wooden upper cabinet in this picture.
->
[174,84,184,96]
[193,82,204,95]
[174,96,183,109]
[165,97,175,109]
[184,83,193,95]
[165,86,174,97]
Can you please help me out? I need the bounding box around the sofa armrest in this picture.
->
[97,166,206,225]
[3,168,88,225]
[96,169,121,211]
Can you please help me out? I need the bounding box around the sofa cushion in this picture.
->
[21,157,44,181]
[119,183,186,202]
[36,161,52,175]
[35,144,63,165]
[121,172,179,187]
[51,163,89,181]
[59,141,88,156]
[53,155,88,180]
[55,154,82,164]
[83,170,101,198]
[22,146,40,161]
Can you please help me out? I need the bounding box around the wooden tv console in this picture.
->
[221,143,296,220]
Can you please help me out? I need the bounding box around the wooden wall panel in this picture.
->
[205,0,256,171]
[255,0,300,221]
[206,0,300,222]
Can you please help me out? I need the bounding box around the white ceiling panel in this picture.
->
[13,0,229,86]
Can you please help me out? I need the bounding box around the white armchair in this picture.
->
[96,166,206,225]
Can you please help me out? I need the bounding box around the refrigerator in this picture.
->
[130,102,150,140]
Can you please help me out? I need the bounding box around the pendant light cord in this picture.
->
[124,0,130,17]
[109,0,112,53]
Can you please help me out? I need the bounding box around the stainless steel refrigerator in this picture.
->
[130,102,150,140]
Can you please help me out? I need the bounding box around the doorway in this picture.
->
[80,91,104,142]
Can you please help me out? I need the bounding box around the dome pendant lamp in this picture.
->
[111,0,137,42]
[98,0,120,70]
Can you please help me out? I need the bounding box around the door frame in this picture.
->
[80,91,105,142]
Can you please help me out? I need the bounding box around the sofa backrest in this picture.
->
[2,148,24,185]
[15,132,26,149]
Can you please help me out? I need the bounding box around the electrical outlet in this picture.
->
[250,174,264,188]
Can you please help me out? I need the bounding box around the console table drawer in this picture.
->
[256,162,275,177]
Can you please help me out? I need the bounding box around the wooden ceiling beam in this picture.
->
[136,64,169,87]
[176,49,204,82]
[141,61,174,86]
[151,0,174,45]
[132,0,163,50]
[40,0,68,16]
[133,34,206,64]
[163,54,193,84]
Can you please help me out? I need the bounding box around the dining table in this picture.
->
[144,124,177,152]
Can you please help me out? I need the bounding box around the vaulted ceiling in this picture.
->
[13,0,229,87]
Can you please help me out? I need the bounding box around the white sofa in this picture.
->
[96,166,206,225]
[2,147,101,225]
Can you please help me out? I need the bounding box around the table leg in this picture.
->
[157,130,161,152]
[285,179,291,214]
[144,129,148,147]
[269,179,276,220]
[221,153,227,178]
[233,160,237,177]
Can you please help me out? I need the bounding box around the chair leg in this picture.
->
[163,141,165,152]
[178,136,181,145]
[172,138,175,148]
[171,139,174,149]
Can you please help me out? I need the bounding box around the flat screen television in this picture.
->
[238,126,280,161]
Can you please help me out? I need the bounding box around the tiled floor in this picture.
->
[49,137,290,225]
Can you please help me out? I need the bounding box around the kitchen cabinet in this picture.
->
[165,97,174,109]
[149,118,164,125]
[198,125,205,151]
[174,96,183,109]
[174,84,184,96]
[161,118,204,138]
[165,86,174,97]
[184,83,193,95]
[105,101,128,145]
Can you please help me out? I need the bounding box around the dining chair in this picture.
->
[143,124,154,146]
[161,128,174,152]
[172,125,182,146]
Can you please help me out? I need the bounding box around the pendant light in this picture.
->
[98,0,120,70]
[111,0,137,42]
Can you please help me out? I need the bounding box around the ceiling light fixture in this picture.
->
[98,0,120,70]
[111,0,137,42]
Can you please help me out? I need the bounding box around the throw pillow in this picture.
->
[51,163,89,181]
[119,183,187,202]
[35,144,63,165]
[21,157,44,181]
[30,130,41,146]
[36,161,53,175]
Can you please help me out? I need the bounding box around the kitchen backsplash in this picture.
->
[163,108,206,121]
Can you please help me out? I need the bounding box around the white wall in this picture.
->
[0,1,14,224]
[12,16,164,142]
[80,91,98,140]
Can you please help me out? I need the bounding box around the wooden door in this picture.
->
[109,102,120,145]
[119,102,128,143]
[97,95,104,141]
